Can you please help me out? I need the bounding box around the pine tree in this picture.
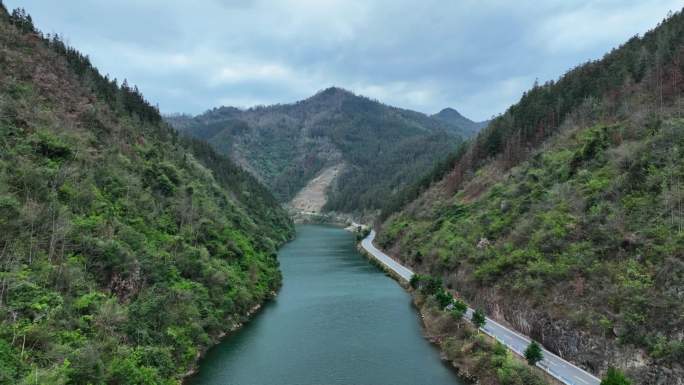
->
[471,309,486,330]
[524,341,543,366]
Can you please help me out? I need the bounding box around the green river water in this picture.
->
[187,224,463,385]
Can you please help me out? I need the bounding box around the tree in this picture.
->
[420,275,442,296]
[524,341,544,366]
[453,299,468,312]
[471,309,486,330]
[435,289,453,309]
[601,367,631,385]
[9,8,34,33]
[450,299,468,320]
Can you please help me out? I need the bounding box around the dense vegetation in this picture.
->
[0,5,293,384]
[379,9,684,384]
[380,143,469,219]
[167,88,480,214]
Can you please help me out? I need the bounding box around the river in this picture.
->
[187,224,463,385]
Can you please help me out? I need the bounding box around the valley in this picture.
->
[167,88,484,216]
[1,2,682,385]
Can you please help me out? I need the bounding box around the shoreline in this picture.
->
[181,296,272,382]
[413,292,562,385]
[356,238,478,383]
[181,230,300,381]
[356,233,562,385]
[356,241,410,288]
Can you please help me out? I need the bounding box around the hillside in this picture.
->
[167,88,476,215]
[0,5,293,384]
[378,9,684,385]
[432,107,489,138]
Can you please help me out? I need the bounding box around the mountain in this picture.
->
[432,107,488,137]
[378,9,684,385]
[167,87,471,215]
[0,5,293,384]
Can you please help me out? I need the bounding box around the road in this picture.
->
[361,230,601,385]
[360,231,414,281]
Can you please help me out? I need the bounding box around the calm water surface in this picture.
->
[188,224,463,385]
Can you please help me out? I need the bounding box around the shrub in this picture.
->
[0,339,24,383]
[32,131,73,160]
[420,275,443,295]
[450,307,466,320]
[452,299,468,314]
[106,356,159,385]
[409,274,422,289]
[355,227,371,242]
[600,367,631,385]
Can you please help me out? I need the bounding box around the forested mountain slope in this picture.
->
[378,9,684,385]
[167,88,473,215]
[0,5,293,384]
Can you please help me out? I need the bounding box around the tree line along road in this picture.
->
[360,230,601,385]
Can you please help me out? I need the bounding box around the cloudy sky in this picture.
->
[5,0,682,120]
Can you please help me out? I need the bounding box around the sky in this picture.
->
[4,0,682,121]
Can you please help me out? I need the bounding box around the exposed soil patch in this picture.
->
[289,164,343,213]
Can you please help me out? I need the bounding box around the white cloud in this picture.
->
[4,0,681,120]
[352,81,439,111]
[212,63,293,85]
[531,0,681,54]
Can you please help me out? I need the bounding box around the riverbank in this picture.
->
[290,210,346,225]
[182,223,393,383]
[357,239,410,288]
[357,233,560,385]
[415,293,560,385]
[181,222,297,382]
[182,295,273,381]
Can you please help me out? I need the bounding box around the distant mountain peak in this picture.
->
[320,86,354,94]
[298,86,362,111]
[309,86,357,101]
[436,107,465,117]
[432,107,487,137]
[166,86,464,212]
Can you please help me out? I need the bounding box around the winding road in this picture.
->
[361,230,601,385]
